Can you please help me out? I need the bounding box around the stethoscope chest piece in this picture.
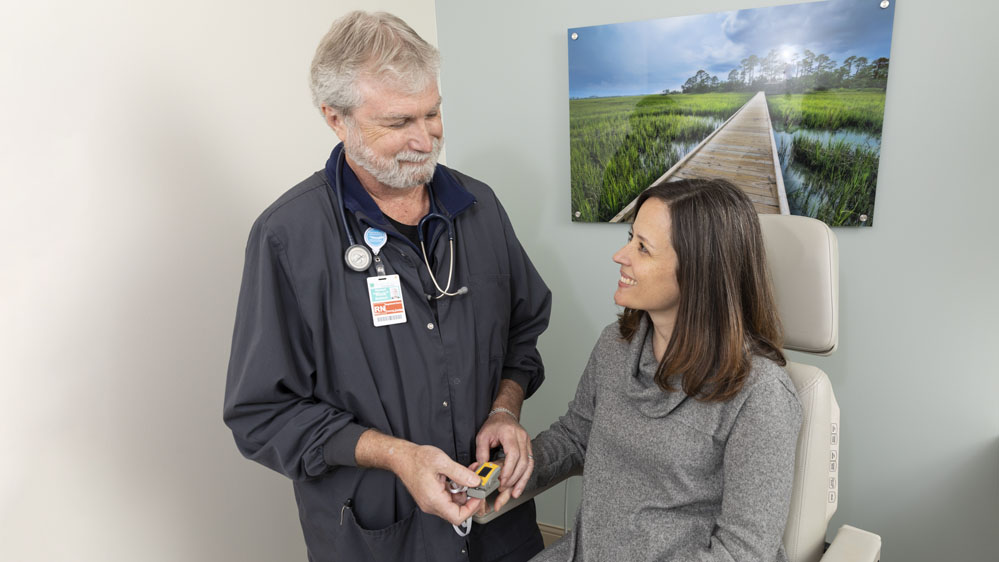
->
[345,244,373,272]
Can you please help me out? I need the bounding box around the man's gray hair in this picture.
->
[310,11,440,115]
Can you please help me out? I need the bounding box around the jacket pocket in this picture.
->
[334,506,428,562]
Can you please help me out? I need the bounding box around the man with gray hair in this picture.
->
[224,11,550,562]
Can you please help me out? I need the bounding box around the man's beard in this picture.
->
[344,125,443,189]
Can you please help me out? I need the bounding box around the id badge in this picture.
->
[367,275,407,327]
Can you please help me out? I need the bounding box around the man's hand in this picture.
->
[355,430,482,526]
[396,445,484,526]
[475,409,533,500]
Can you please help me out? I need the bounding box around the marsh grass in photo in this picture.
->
[767,89,885,134]
[570,93,752,221]
[778,135,879,227]
[769,89,885,226]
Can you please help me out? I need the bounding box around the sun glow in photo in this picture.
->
[780,46,797,63]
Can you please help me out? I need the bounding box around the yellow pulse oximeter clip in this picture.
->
[467,461,501,499]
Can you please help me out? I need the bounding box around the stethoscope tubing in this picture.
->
[334,149,358,247]
[329,148,463,298]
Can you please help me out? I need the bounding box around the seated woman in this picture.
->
[516,179,801,561]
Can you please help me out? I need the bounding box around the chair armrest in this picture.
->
[819,525,882,562]
[472,467,582,524]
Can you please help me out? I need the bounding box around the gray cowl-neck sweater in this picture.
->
[527,317,801,561]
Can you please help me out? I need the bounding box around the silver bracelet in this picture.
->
[488,407,519,421]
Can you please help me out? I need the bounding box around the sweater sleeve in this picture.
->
[526,339,602,492]
[223,220,370,480]
[692,377,802,562]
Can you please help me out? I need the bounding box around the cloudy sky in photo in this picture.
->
[568,0,895,98]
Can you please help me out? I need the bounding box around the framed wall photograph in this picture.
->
[568,0,896,226]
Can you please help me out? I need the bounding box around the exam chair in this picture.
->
[475,214,882,562]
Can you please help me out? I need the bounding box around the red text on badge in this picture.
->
[374,301,404,315]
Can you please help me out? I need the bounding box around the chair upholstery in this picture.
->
[781,362,840,562]
[760,214,879,562]
[760,215,840,561]
[759,215,838,355]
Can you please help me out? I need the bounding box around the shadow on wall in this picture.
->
[0,75,306,560]
[98,77,307,560]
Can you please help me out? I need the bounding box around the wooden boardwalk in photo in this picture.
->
[610,91,788,222]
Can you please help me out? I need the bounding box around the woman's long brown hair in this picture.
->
[618,178,785,402]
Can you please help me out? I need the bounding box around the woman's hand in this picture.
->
[475,411,534,501]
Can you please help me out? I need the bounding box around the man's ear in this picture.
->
[321,104,348,141]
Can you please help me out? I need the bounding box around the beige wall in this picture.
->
[0,2,437,560]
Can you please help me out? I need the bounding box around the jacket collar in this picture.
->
[324,144,476,231]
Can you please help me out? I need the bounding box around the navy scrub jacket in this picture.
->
[224,145,552,562]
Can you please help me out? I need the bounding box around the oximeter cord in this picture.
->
[446,480,473,536]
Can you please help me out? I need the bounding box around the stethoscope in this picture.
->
[328,149,466,298]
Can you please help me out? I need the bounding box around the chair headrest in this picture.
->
[759,215,839,356]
